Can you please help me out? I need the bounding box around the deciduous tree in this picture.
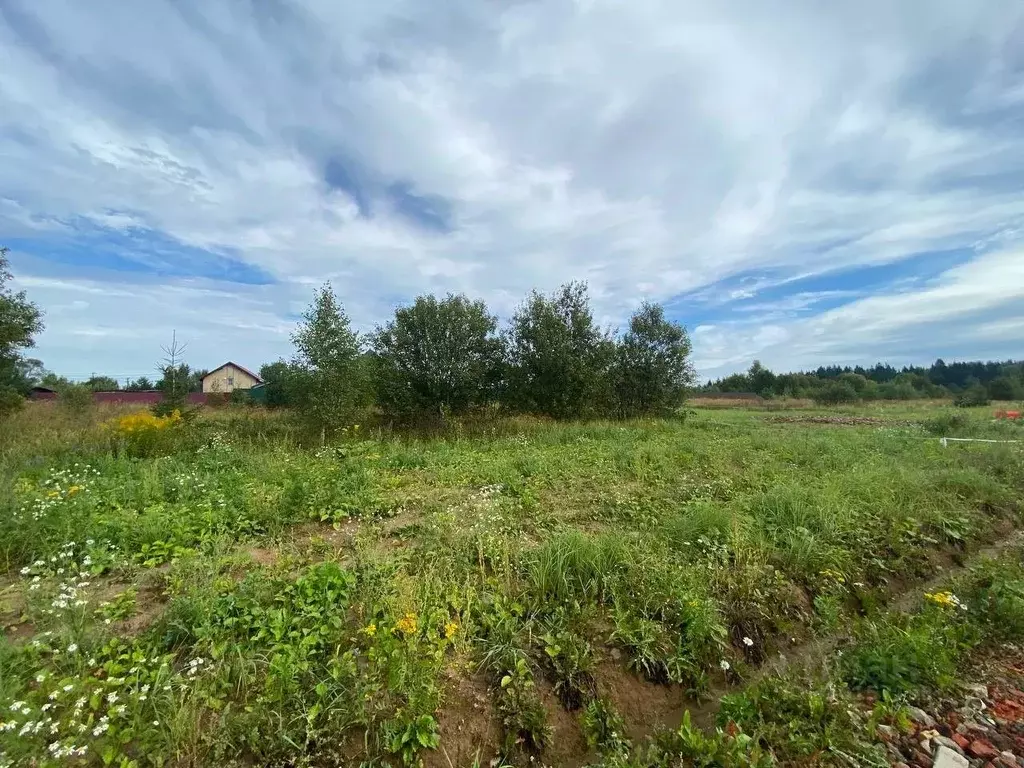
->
[372,294,502,419]
[504,282,615,419]
[0,246,44,416]
[613,302,694,417]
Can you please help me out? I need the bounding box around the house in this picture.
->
[201,362,263,394]
[29,386,58,401]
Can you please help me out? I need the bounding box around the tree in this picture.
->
[504,282,615,419]
[40,372,74,391]
[813,380,858,405]
[612,302,694,417]
[0,357,43,395]
[0,246,44,416]
[372,294,502,419]
[747,360,777,398]
[154,332,190,415]
[85,375,120,392]
[291,283,372,438]
[259,360,299,408]
[126,376,154,392]
[988,375,1022,402]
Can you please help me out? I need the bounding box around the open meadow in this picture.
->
[1,401,1023,767]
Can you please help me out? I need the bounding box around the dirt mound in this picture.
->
[768,414,913,426]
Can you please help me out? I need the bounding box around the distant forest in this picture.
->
[700,359,1024,404]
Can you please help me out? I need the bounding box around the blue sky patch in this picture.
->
[7,220,275,286]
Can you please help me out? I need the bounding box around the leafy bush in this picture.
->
[813,380,858,405]
[541,624,596,710]
[612,302,695,417]
[954,384,990,407]
[503,282,616,419]
[372,293,503,420]
[921,411,969,436]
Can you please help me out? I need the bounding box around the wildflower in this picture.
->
[924,591,967,611]
[67,643,78,654]
[152,720,160,726]
[719,660,731,671]
[8,703,24,712]
[443,620,459,639]
[394,613,418,636]
[114,705,126,716]
[92,722,109,736]
[62,684,73,693]
[362,623,377,637]
[19,567,30,575]
[742,637,754,647]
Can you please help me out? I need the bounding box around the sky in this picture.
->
[2,0,1023,383]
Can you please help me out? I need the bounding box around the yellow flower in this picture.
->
[67,485,83,496]
[819,568,846,584]
[47,490,60,499]
[924,591,967,610]
[443,621,459,639]
[362,623,377,637]
[394,613,418,636]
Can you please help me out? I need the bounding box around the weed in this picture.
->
[579,697,630,756]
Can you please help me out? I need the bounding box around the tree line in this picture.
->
[702,358,1024,405]
[259,281,696,435]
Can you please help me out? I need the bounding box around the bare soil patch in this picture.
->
[425,672,501,768]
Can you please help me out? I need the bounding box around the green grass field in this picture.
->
[1,401,1022,767]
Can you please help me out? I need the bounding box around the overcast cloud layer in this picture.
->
[2,0,1023,381]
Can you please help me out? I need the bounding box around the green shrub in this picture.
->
[840,605,977,695]
[922,411,969,435]
[954,384,990,408]
[813,381,858,405]
[719,675,886,766]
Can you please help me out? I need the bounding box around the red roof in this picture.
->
[202,361,263,384]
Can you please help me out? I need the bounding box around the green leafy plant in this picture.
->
[580,697,630,756]
[386,713,441,766]
[541,627,596,710]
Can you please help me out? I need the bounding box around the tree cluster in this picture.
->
[0,247,44,416]
[259,281,696,435]
[702,358,1024,404]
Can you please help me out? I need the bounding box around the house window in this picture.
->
[227,376,234,386]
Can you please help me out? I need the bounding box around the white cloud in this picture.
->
[1,1,1023,375]
[694,245,1024,376]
